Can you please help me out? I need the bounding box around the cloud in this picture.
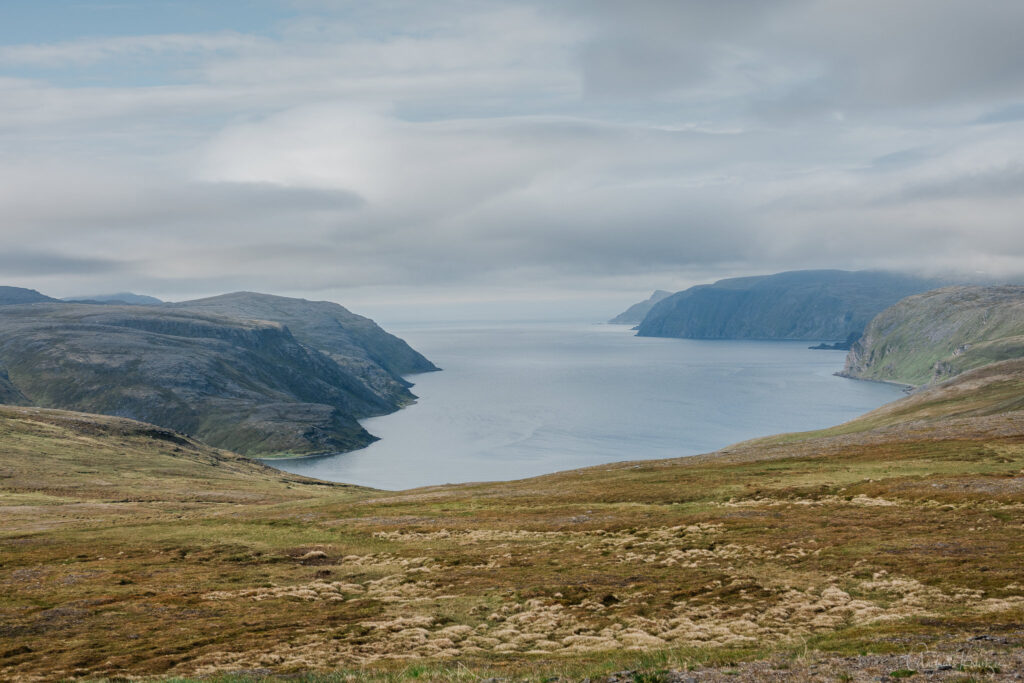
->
[0,0,1023,307]
[784,0,1024,110]
[551,0,1024,135]
[0,168,363,234]
[0,32,261,68]
[0,251,127,276]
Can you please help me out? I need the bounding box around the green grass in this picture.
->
[848,286,1024,386]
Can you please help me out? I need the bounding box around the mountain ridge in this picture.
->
[637,269,946,341]
[0,289,437,457]
[63,292,164,305]
[0,286,58,305]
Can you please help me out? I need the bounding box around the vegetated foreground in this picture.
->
[2,363,1024,681]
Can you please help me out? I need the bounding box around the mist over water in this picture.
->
[266,322,904,490]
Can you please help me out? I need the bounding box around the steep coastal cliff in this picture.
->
[637,270,940,341]
[170,292,438,406]
[841,285,1024,387]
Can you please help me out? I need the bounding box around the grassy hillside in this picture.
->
[842,285,1024,386]
[0,405,349,504]
[0,303,396,456]
[0,296,440,457]
[637,270,942,341]
[2,372,1023,681]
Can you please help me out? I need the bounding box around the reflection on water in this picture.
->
[265,322,903,490]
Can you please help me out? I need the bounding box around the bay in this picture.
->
[265,322,904,490]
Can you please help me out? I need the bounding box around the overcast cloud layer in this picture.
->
[2,0,1023,317]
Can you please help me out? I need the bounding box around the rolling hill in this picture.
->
[0,292,437,456]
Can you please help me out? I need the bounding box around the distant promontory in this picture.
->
[609,290,672,325]
[636,270,944,341]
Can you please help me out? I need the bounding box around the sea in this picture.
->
[265,321,904,490]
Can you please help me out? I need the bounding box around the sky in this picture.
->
[1,0,1023,321]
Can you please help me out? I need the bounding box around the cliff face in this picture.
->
[636,270,941,341]
[609,290,672,325]
[841,285,1024,387]
[170,292,438,406]
[0,296,437,457]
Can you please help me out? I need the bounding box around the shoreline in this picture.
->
[255,444,373,463]
[258,334,909,488]
[834,370,917,393]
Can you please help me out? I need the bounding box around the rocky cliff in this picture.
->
[841,285,1024,387]
[636,270,942,341]
[169,292,438,406]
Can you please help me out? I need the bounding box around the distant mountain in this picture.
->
[0,295,438,457]
[636,270,945,341]
[0,286,57,305]
[63,292,164,305]
[841,285,1024,387]
[168,292,438,405]
[609,290,672,325]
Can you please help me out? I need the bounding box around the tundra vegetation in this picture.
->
[3,285,1024,681]
[2,356,1023,681]
[842,286,1024,387]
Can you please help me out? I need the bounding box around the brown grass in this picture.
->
[1,368,1023,681]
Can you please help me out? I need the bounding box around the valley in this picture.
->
[1,281,1023,681]
[2,363,1023,681]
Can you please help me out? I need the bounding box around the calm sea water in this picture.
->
[266,322,903,490]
